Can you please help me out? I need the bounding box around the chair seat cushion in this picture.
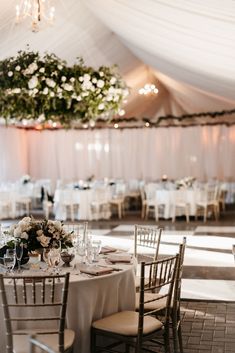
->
[92,310,162,336]
[135,293,167,312]
[13,329,75,353]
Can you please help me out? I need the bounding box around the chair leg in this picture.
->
[141,205,145,219]
[91,328,96,353]
[163,323,171,353]
[203,207,207,222]
[118,203,122,219]
[145,205,149,220]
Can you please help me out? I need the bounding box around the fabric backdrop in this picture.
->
[0,126,235,185]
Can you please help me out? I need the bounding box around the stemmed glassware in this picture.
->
[91,240,102,263]
[15,239,24,272]
[4,249,16,274]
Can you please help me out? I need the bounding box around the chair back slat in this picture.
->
[134,225,162,261]
[0,273,70,353]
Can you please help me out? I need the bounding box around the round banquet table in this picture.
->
[0,258,136,353]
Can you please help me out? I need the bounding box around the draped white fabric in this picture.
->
[0,126,235,184]
[84,0,235,102]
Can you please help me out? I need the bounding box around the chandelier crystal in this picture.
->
[138,83,158,95]
[15,0,55,32]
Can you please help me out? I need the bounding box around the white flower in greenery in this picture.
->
[39,234,51,247]
[57,87,62,93]
[106,95,113,102]
[39,67,45,73]
[50,92,55,97]
[43,87,49,95]
[110,77,117,85]
[21,232,29,240]
[12,88,21,94]
[79,76,84,82]
[76,96,82,101]
[83,73,90,82]
[92,78,97,84]
[99,71,104,77]
[38,114,45,122]
[98,103,105,110]
[81,92,89,97]
[8,71,13,77]
[57,64,63,70]
[33,88,38,95]
[25,62,38,75]
[82,81,92,90]
[62,83,73,91]
[70,77,75,83]
[61,76,66,82]
[15,65,21,71]
[97,79,104,88]
[28,76,38,89]
[46,78,56,88]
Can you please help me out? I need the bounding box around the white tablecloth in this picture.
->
[0,259,136,353]
[156,189,197,219]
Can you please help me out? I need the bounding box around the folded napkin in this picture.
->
[100,246,117,254]
[78,265,113,276]
[107,254,132,263]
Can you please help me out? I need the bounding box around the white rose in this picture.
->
[28,62,38,74]
[57,64,63,70]
[79,76,84,82]
[28,76,38,89]
[92,78,97,84]
[63,83,73,91]
[46,78,56,88]
[99,71,104,77]
[61,76,66,82]
[39,67,45,73]
[14,227,22,238]
[15,65,21,71]
[8,71,13,77]
[98,103,105,110]
[57,87,62,93]
[50,92,55,97]
[70,77,75,83]
[82,81,92,90]
[43,87,49,95]
[38,114,45,122]
[76,96,82,101]
[12,88,21,94]
[97,79,104,88]
[39,235,50,247]
[110,77,117,85]
[21,232,29,240]
[83,73,90,81]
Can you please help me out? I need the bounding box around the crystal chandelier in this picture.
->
[138,83,159,95]
[15,0,55,32]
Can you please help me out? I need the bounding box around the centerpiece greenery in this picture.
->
[0,50,129,127]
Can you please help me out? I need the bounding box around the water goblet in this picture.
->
[92,240,102,263]
[77,241,87,264]
[49,248,61,274]
[15,239,24,272]
[4,249,16,274]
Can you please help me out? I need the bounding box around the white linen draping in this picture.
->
[0,125,235,184]
[84,0,235,102]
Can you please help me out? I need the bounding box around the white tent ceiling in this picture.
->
[0,0,235,126]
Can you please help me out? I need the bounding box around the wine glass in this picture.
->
[92,240,102,263]
[15,239,24,272]
[4,249,16,274]
[77,241,87,264]
[48,248,61,274]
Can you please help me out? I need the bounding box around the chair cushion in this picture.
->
[136,292,167,312]
[92,310,162,336]
[13,329,75,353]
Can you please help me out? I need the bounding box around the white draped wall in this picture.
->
[0,126,235,184]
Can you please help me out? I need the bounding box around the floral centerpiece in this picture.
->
[0,50,129,127]
[176,176,196,189]
[7,217,73,252]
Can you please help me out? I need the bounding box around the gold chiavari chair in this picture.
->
[135,237,187,353]
[91,254,179,353]
[0,273,75,353]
